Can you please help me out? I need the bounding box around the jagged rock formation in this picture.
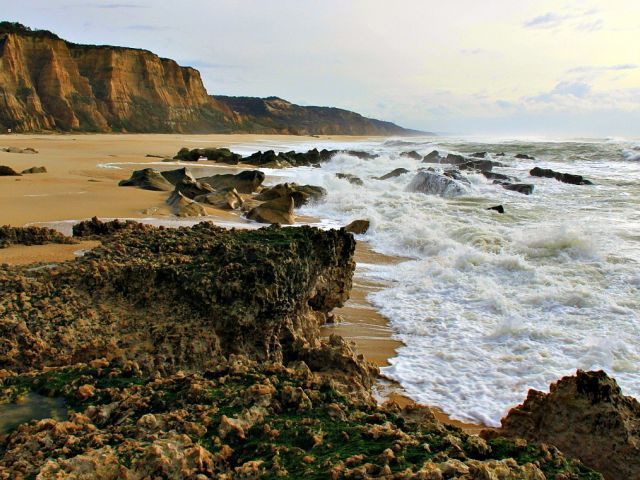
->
[0,23,418,135]
[255,183,327,208]
[493,370,640,480]
[530,166,593,185]
[117,167,173,191]
[215,95,422,136]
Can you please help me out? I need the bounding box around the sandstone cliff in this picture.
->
[0,23,418,135]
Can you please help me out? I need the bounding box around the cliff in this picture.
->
[0,22,419,135]
[216,95,425,136]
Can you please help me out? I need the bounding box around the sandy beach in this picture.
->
[0,133,482,432]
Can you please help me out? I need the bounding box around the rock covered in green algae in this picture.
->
[0,226,76,249]
[0,222,362,380]
[0,357,602,479]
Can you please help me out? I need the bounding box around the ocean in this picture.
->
[231,135,640,427]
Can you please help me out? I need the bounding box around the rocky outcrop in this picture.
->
[458,159,499,172]
[194,188,244,210]
[503,183,534,195]
[0,223,357,374]
[336,173,364,186]
[423,150,442,162]
[166,190,207,216]
[173,147,242,164]
[215,95,421,136]
[407,170,470,197]
[0,165,20,176]
[255,183,327,207]
[0,225,76,248]
[118,168,173,191]
[246,196,295,225]
[493,370,640,480]
[0,23,418,135]
[198,170,265,194]
[530,166,593,185]
[515,154,535,160]
[400,150,421,160]
[376,167,410,180]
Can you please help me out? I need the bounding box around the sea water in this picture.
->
[232,135,640,427]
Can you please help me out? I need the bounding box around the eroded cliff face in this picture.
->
[0,25,235,132]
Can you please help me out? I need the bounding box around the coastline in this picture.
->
[0,133,485,433]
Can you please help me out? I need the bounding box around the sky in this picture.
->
[3,0,640,136]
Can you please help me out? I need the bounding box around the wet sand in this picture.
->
[0,133,485,433]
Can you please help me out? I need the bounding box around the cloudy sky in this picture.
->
[4,1,640,136]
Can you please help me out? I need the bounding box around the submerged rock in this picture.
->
[198,170,265,194]
[458,160,497,172]
[400,150,421,160]
[345,220,370,234]
[407,171,470,197]
[530,166,593,185]
[515,153,535,160]
[487,205,505,214]
[376,168,410,180]
[482,171,516,182]
[494,369,640,480]
[422,150,442,162]
[246,196,295,224]
[335,173,364,186]
[502,183,534,195]
[118,168,173,191]
[21,166,47,174]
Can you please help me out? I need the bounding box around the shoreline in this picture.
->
[0,133,486,433]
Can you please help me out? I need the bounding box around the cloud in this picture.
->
[523,8,601,31]
[528,81,591,103]
[122,25,168,31]
[567,64,638,74]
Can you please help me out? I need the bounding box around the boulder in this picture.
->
[194,188,244,210]
[471,152,487,158]
[160,167,192,186]
[342,150,378,160]
[458,160,495,172]
[400,151,421,160]
[482,171,515,182]
[530,166,593,185]
[407,171,470,197]
[173,147,242,164]
[118,168,173,191]
[198,170,265,194]
[492,370,640,480]
[21,166,47,174]
[345,220,370,234]
[166,191,207,217]
[515,153,535,160]
[246,196,295,225]
[243,149,335,168]
[0,165,21,176]
[255,183,327,207]
[376,168,410,180]
[335,173,363,186]
[503,183,534,195]
[173,172,215,199]
[442,153,467,165]
[422,150,442,162]
[487,205,505,214]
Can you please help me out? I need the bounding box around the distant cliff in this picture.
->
[216,95,422,136]
[0,22,419,135]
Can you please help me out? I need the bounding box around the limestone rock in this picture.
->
[118,168,173,191]
[246,196,295,224]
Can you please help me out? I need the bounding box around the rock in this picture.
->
[487,205,505,213]
[342,150,378,160]
[243,148,334,168]
[21,166,47,174]
[458,160,495,172]
[494,370,640,480]
[471,152,487,158]
[246,196,295,224]
[0,165,21,176]
[173,172,215,199]
[174,147,242,164]
[0,226,76,248]
[198,170,265,194]
[442,153,468,165]
[495,152,506,157]
[335,173,363,186]
[118,168,173,191]
[160,167,192,186]
[502,183,534,195]
[515,153,535,160]
[482,171,515,182]
[407,171,470,197]
[166,190,208,217]
[2,147,38,154]
[345,220,370,235]
[194,188,244,210]
[530,166,593,185]
[376,168,410,180]
[255,183,327,208]
[422,150,442,162]
[72,217,136,238]
[400,151,421,160]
